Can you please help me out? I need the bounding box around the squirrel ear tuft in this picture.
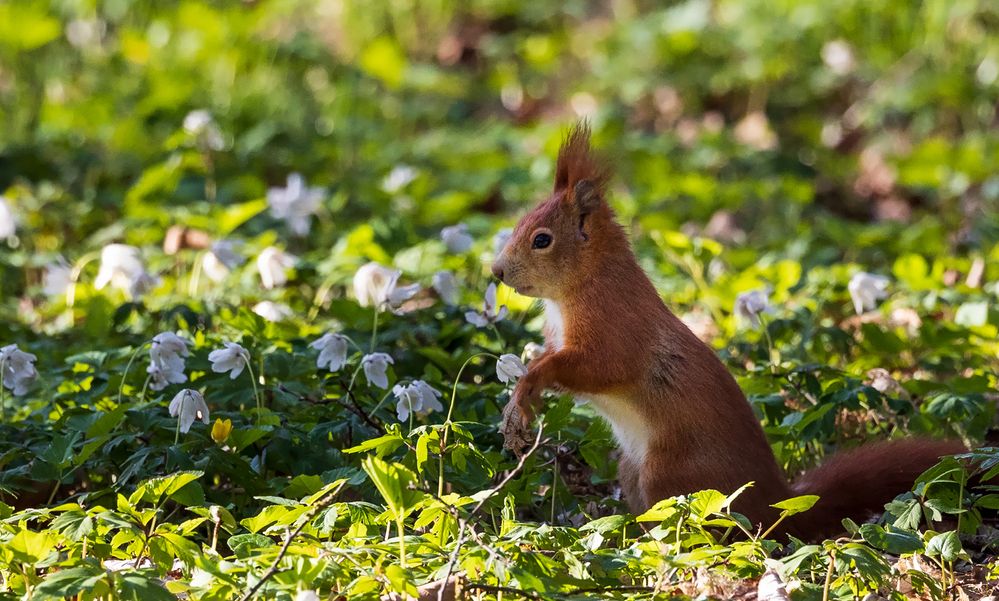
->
[573,179,600,213]
[554,121,611,207]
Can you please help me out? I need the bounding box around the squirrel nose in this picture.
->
[491,263,505,282]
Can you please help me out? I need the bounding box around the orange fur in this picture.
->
[492,123,964,541]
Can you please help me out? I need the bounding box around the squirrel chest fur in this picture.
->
[543,299,653,465]
[492,123,964,541]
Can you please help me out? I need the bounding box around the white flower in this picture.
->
[496,354,527,384]
[253,301,293,322]
[147,332,191,391]
[168,389,210,434]
[734,289,772,325]
[267,173,324,236]
[151,332,192,360]
[352,262,420,311]
[256,247,297,289]
[523,342,546,362]
[392,383,421,422]
[361,353,394,389]
[848,272,890,315]
[209,342,251,380]
[441,223,474,253]
[0,344,38,396]
[392,379,444,422]
[42,260,72,298]
[382,165,417,194]
[202,240,243,282]
[94,244,158,298]
[432,270,459,305]
[821,40,855,76]
[411,380,444,413]
[492,228,513,256]
[465,282,508,328]
[0,197,15,240]
[183,110,224,151]
[310,333,349,371]
[294,591,321,601]
[147,356,188,391]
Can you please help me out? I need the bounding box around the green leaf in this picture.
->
[771,495,820,516]
[218,199,268,235]
[131,471,204,506]
[51,510,94,541]
[859,523,924,554]
[580,514,630,534]
[362,456,421,521]
[283,474,324,499]
[228,533,274,558]
[690,489,728,517]
[925,530,962,561]
[415,431,433,474]
[343,431,405,456]
[34,565,109,598]
[116,573,175,601]
[384,564,418,597]
[8,529,56,564]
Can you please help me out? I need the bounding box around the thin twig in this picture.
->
[437,424,546,601]
[337,378,383,430]
[238,482,346,601]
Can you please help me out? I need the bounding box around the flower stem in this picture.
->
[340,335,366,355]
[370,308,380,353]
[174,392,187,446]
[243,357,263,419]
[370,389,393,416]
[138,375,152,405]
[346,363,364,397]
[118,341,152,405]
[438,352,499,497]
[65,250,102,325]
[759,315,779,374]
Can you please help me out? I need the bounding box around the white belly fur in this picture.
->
[543,300,651,463]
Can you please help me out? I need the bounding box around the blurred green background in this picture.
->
[1,0,998,306]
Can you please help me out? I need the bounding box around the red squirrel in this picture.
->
[491,123,964,541]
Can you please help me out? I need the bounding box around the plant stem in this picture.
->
[137,375,152,405]
[65,250,102,325]
[438,352,498,497]
[346,363,365,396]
[174,391,187,446]
[243,357,263,418]
[759,315,779,374]
[117,341,152,405]
[397,517,407,566]
[370,307,380,353]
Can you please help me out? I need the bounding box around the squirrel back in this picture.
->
[492,123,963,541]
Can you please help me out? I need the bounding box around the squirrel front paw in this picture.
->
[511,375,543,427]
[499,400,535,455]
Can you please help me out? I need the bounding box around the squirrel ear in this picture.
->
[572,179,600,214]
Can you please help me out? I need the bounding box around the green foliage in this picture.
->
[1,0,998,599]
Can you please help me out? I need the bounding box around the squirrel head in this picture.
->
[492,122,613,300]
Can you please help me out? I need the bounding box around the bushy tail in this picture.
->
[784,439,966,541]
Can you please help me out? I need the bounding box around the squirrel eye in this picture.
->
[532,233,552,249]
